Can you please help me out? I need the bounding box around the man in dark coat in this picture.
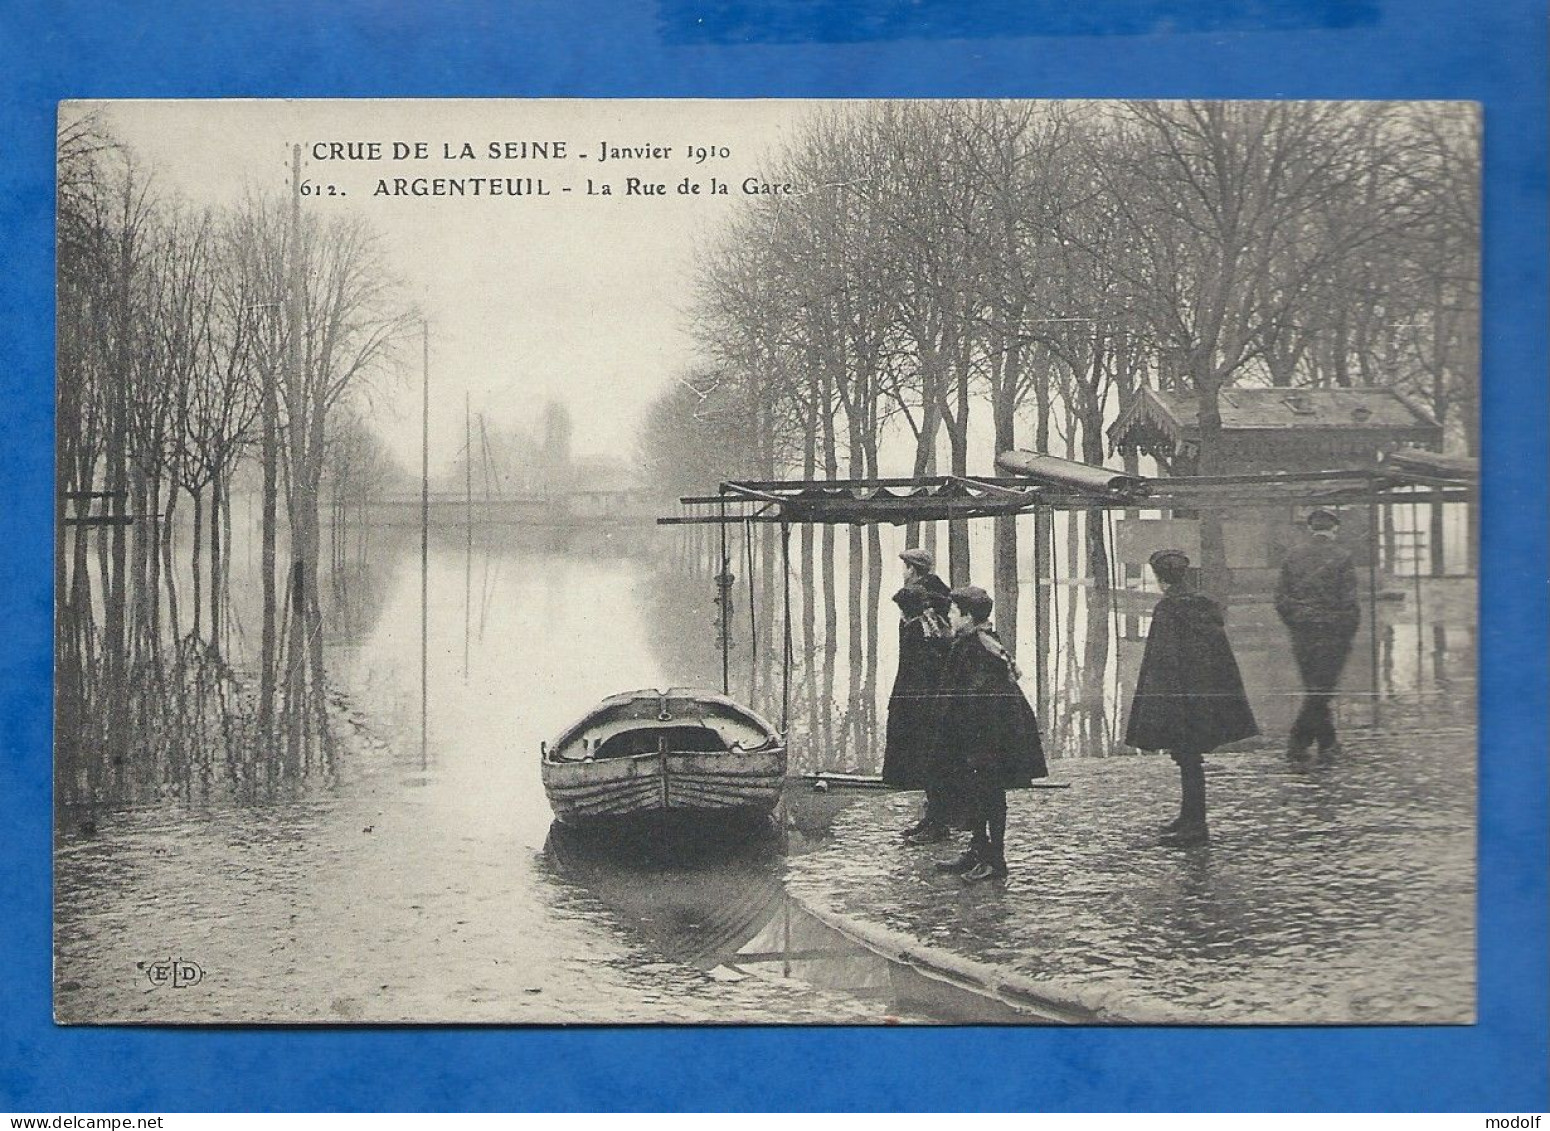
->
[1275,508,1360,767]
[882,585,949,792]
[928,586,1047,881]
[1126,550,1258,847]
[891,548,957,843]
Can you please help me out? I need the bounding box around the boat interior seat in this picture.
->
[590,725,729,759]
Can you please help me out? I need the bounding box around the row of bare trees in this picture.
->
[57,112,413,801]
[646,99,1477,636]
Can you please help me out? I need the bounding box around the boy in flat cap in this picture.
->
[928,586,1047,881]
[1275,508,1360,766]
[899,546,948,600]
[1126,550,1258,847]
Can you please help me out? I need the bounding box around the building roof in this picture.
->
[1108,386,1441,458]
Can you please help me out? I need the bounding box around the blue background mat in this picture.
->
[1,0,1545,1112]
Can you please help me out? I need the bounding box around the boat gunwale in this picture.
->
[543,688,782,765]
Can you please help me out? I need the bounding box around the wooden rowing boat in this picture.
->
[541,688,787,824]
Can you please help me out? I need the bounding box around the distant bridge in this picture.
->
[361,488,658,527]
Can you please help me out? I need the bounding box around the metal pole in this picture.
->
[1033,506,1046,724]
[781,521,792,735]
[719,491,729,695]
[1106,508,1122,743]
[745,518,757,693]
[1410,494,1424,693]
[421,320,429,767]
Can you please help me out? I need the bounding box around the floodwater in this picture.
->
[54,522,984,1023]
[53,516,1476,1024]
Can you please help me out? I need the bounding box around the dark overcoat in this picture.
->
[881,614,948,788]
[1275,538,1361,634]
[1124,589,1260,754]
[929,626,1047,789]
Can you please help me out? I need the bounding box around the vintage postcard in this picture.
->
[54,98,1478,1024]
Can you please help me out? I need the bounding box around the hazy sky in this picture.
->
[88,99,817,474]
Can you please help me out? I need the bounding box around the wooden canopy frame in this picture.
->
[657,450,1477,740]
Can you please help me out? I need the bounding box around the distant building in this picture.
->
[538,402,575,499]
[1107,386,1441,476]
[1108,386,1445,589]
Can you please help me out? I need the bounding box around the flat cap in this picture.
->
[1306,507,1341,529]
[949,585,994,621]
[1148,548,1191,570]
[899,547,934,572]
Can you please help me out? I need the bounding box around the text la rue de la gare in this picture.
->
[305,139,798,198]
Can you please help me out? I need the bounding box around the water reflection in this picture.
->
[541,808,1064,1023]
[543,815,787,971]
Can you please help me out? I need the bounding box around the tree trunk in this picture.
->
[1032,371,1052,725]
[801,405,818,759]
[845,420,864,765]
[104,225,131,772]
[1195,376,1230,597]
[923,443,938,564]
[189,484,204,642]
[129,464,151,659]
[946,341,972,586]
[221,474,233,638]
[161,488,181,647]
[210,467,223,656]
[1081,376,1112,756]
[1429,290,1450,579]
[862,437,883,762]
[819,395,838,762]
[259,364,279,739]
[905,344,944,551]
[991,398,1019,655]
[146,473,162,657]
[758,411,778,718]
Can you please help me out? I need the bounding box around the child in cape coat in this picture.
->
[929,586,1047,881]
[1125,550,1259,846]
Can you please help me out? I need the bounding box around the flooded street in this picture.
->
[55,518,1476,1025]
[54,524,953,1023]
[787,692,1476,1024]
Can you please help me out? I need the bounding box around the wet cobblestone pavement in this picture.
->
[783,696,1476,1024]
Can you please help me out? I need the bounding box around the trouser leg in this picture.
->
[1183,757,1207,829]
[1288,633,1320,751]
[985,785,1007,866]
[1303,630,1355,752]
[965,771,992,856]
[1162,751,1208,844]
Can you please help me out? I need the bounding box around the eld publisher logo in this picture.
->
[138,958,203,989]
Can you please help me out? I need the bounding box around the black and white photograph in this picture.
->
[54,98,1479,1025]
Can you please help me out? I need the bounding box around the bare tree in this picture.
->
[1098,101,1403,590]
